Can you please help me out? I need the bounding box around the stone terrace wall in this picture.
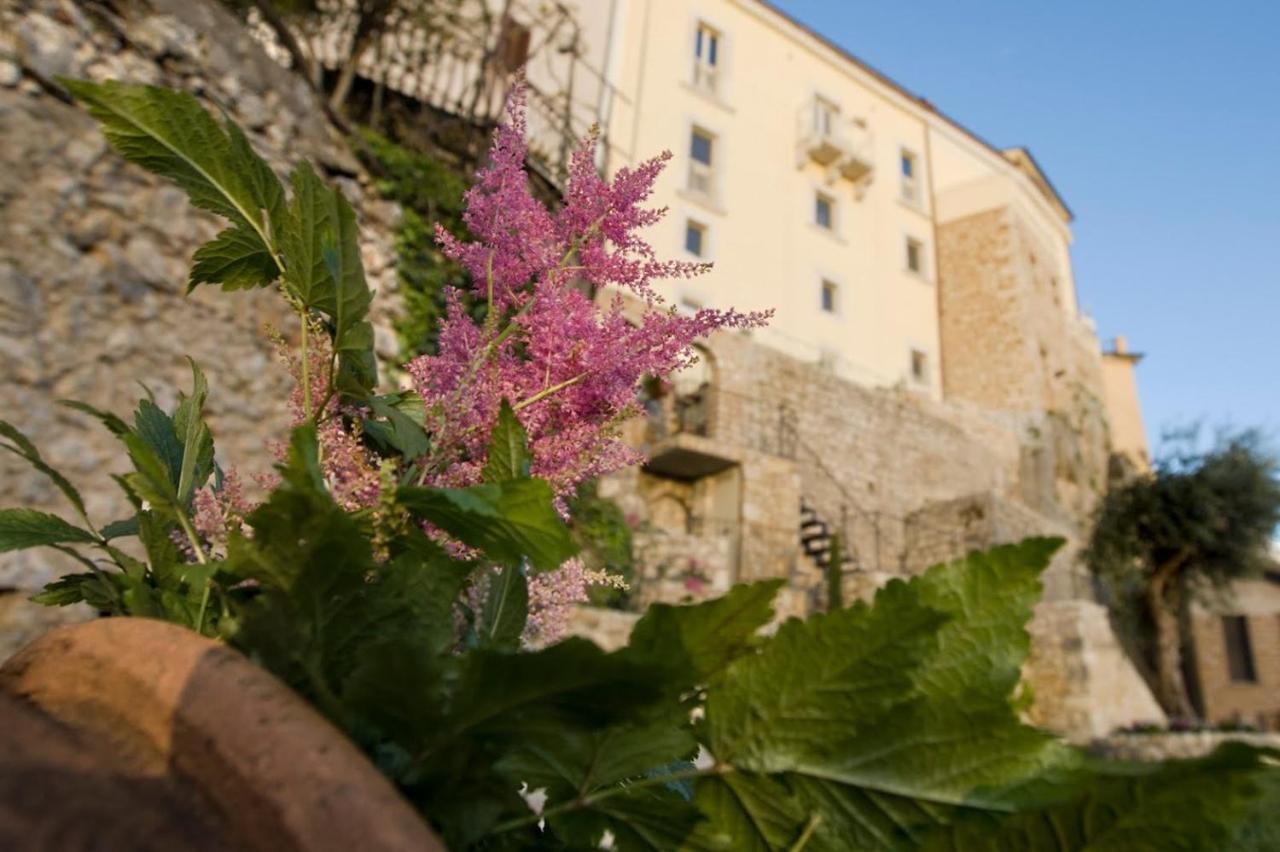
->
[0,0,400,643]
[696,329,1081,580]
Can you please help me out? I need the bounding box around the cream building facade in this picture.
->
[580,0,1087,399]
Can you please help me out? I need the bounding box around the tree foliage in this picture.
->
[1087,429,1280,717]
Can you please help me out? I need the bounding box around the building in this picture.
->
[1187,570,1280,731]
[252,0,1167,738]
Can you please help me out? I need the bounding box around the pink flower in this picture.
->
[408,79,770,506]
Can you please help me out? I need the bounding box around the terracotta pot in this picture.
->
[0,617,446,852]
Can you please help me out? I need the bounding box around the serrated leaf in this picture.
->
[0,508,97,552]
[61,399,131,437]
[918,743,1280,852]
[30,573,96,606]
[190,225,280,290]
[99,517,139,540]
[172,357,213,503]
[483,400,531,482]
[624,579,783,687]
[0,420,88,523]
[475,563,528,651]
[132,397,183,490]
[60,78,282,287]
[397,479,577,571]
[496,720,702,849]
[694,538,1074,850]
[281,161,376,396]
[363,392,431,460]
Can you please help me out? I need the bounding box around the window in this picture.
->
[813,96,839,136]
[688,128,715,196]
[820,279,838,313]
[910,349,929,383]
[905,237,925,275]
[1223,616,1258,683]
[814,192,834,230]
[900,149,921,204]
[685,220,707,257]
[693,22,720,93]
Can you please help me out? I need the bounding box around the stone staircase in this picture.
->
[799,499,855,574]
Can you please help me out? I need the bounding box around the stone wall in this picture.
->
[1024,600,1166,741]
[936,205,1110,524]
[0,0,399,633]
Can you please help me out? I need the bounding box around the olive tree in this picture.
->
[1087,429,1280,718]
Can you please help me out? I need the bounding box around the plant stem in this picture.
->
[300,310,313,421]
[512,372,588,412]
[177,512,214,635]
[788,813,822,851]
[489,763,725,835]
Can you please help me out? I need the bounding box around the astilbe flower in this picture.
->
[408,80,769,642]
[525,558,629,646]
[182,467,253,557]
[277,326,382,512]
[409,81,770,500]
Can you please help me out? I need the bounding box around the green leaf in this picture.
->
[0,509,97,552]
[624,579,783,687]
[397,479,577,571]
[190,225,280,291]
[918,743,1280,851]
[483,400,531,482]
[693,538,1074,850]
[60,79,283,286]
[0,420,88,523]
[495,720,702,849]
[172,358,213,503]
[30,573,96,606]
[686,773,809,852]
[99,517,140,540]
[132,398,183,490]
[475,563,528,651]
[445,640,663,739]
[363,392,431,460]
[61,399,131,437]
[281,161,376,395]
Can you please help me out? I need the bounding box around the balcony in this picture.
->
[796,101,875,189]
[640,375,737,480]
[835,120,874,184]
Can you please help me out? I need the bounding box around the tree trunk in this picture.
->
[1147,557,1196,719]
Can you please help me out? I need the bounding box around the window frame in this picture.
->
[1222,615,1259,683]
[910,348,930,384]
[905,236,926,276]
[820,278,839,314]
[900,148,922,206]
[684,218,707,258]
[814,191,835,231]
[693,21,721,93]
[687,126,717,198]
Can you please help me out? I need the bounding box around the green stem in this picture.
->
[489,764,724,836]
[512,372,588,412]
[177,512,214,635]
[300,311,312,421]
[788,813,822,851]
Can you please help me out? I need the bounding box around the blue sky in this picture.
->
[774,1,1280,452]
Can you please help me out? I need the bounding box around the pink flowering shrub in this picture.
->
[409,86,767,501]
[393,83,768,639]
